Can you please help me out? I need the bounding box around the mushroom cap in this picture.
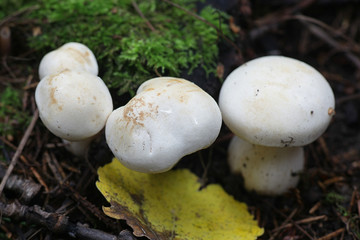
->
[105,77,222,173]
[219,56,335,147]
[38,42,98,79]
[35,70,113,141]
[228,136,305,195]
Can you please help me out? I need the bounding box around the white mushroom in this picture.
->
[228,136,304,195]
[35,70,113,155]
[38,42,98,80]
[219,55,335,147]
[219,56,335,195]
[105,77,222,173]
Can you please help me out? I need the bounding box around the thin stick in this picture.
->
[269,208,298,240]
[131,0,157,32]
[1,200,130,240]
[302,21,360,70]
[272,215,328,231]
[0,164,41,202]
[19,155,50,193]
[292,14,360,53]
[0,109,39,197]
[309,201,322,214]
[317,228,346,240]
[0,5,39,27]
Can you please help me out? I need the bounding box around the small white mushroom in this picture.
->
[219,56,335,147]
[35,70,113,144]
[228,136,305,195]
[105,77,222,173]
[38,42,98,80]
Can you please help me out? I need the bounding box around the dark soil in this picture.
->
[1,0,360,239]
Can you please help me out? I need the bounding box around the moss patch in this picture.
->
[0,86,30,139]
[28,0,231,96]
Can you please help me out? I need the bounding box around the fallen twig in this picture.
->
[317,228,346,240]
[0,5,39,27]
[253,0,316,27]
[272,215,328,232]
[44,151,66,183]
[131,0,157,32]
[309,201,322,214]
[269,208,298,240]
[0,200,132,240]
[301,20,360,70]
[322,176,345,186]
[265,201,315,240]
[292,14,360,53]
[0,109,39,197]
[61,182,119,231]
[19,154,50,193]
[0,164,41,202]
[0,134,50,193]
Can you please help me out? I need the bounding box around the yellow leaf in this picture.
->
[96,158,264,240]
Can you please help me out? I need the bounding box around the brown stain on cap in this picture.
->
[65,47,92,66]
[50,87,57,105]
[123,96,159,129]
[328,107,335,116]
[165,78,183,87]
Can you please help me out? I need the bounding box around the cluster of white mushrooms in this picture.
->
[35,43,335,195]
[35,42,222,172]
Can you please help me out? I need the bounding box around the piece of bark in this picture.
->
[1,200,130,240]
[0,165,41,202]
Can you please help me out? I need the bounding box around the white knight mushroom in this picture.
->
[219,56,335,195]
[36,42,110,157]
[35,70,113,155]
[105,77,222,173]
[219,56,335,148]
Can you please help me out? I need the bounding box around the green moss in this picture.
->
[0,0,37,19]
[28,0,231,96]
[324,191,346,204]
[0,86,30,138]
[325,191,360,236]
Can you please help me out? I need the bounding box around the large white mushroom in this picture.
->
[219,56,335,195]
[105,77,222,173]
[38,42,98,80]
[219,56,335,147]
[35,70,113,156]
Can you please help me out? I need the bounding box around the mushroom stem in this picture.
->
[228,136,305,195]
[62,138,93,158]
